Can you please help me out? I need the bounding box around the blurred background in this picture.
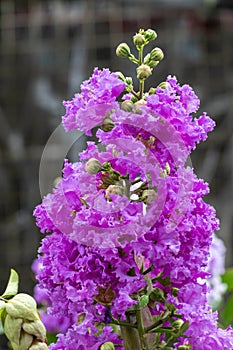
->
[0,0,232,346]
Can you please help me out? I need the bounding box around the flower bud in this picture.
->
[29,340,49,350]
[115,71,125,81]
[158,81,170,89]
[141,189,158,204]
[177,345,192,350]
[148,87,156,95]
[100,115,115,132]
[172,319,184,330]
[144,29,157,41]
[116,43,131,58]
[23,319,46,341]
[105,184,124,201]
[125,77,133,85]
[132,99,146,114]
[133,33,146,47]
[5,293,39,321]
[148,60,159,68]
[121,100,133,112]
[143,53,150,64]
[100,342,115,350]
[139,295,149,307]
[150,47,164,61]
[136,64,152,80]
[85,158,102,174]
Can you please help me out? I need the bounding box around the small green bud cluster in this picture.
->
[100,342,115,350]
[2,293,48,350]
[116,28,165,102]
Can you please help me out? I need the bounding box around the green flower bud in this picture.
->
[148,60,159,68]
[125,76,133,85]
[136,64,152,80]
[139,295,149,307]
[5,293,39,321]
[3,314,22,346]
[29,340,49,350]
[100,342,115,350]
[158,81,170,89]
[150,47,164,61]
[116,43,131,58]
[148,87,156,95]
[100,115,115,132]
[105,184,124,201]
[172,319,184,330]
[85,158,102,174]
[121,100,133,112]
[144,29,157,41]
[143,53,150,64]
[133,33,146,47]
[22,320,46,341]
[177,345,192,350]
[132,99,146,114]
[115,71,125,82]
[141,189,158,203]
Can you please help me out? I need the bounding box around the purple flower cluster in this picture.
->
[34,68,233,349]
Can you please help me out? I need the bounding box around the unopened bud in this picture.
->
[172,319,184,329]
[144,29,157,41]
[116,43,131,58]
[136,64,152,80]
[148,60,159,68]
[158,81,170,89]
[141,189,158,203]
[143,53,150,65]
[29,340,49,350]
[5,293,39,321]
[133,33,146,47]
[115,71,125,82]
[139,295,149,307]
[125,77,133,85]
[150,47,164,61]
[132,99,146,114]
[100,342,115,350]
[177,345,192,350]
[148,87,156,95]
[85,158,102,174]
[100,115,115,132]
[105,184,124,201]
[121,100,133,112]
[23,319,46,341]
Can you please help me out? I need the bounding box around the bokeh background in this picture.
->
[0,0,232,347]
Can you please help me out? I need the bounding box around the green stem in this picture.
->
[136,307,148,350]
[131,89,140,100]
[138,46,144,99]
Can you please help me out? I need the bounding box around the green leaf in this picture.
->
[46,332,57,345]
[222,293,233,326]
[222,268,233,292]
[1,269,19,299]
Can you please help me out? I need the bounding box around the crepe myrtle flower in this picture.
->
[33,29,233,349]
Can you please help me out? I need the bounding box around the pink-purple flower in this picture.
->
[34,63,233,349]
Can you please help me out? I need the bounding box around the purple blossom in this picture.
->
[62,68,126,135]
[33,66,233,348]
